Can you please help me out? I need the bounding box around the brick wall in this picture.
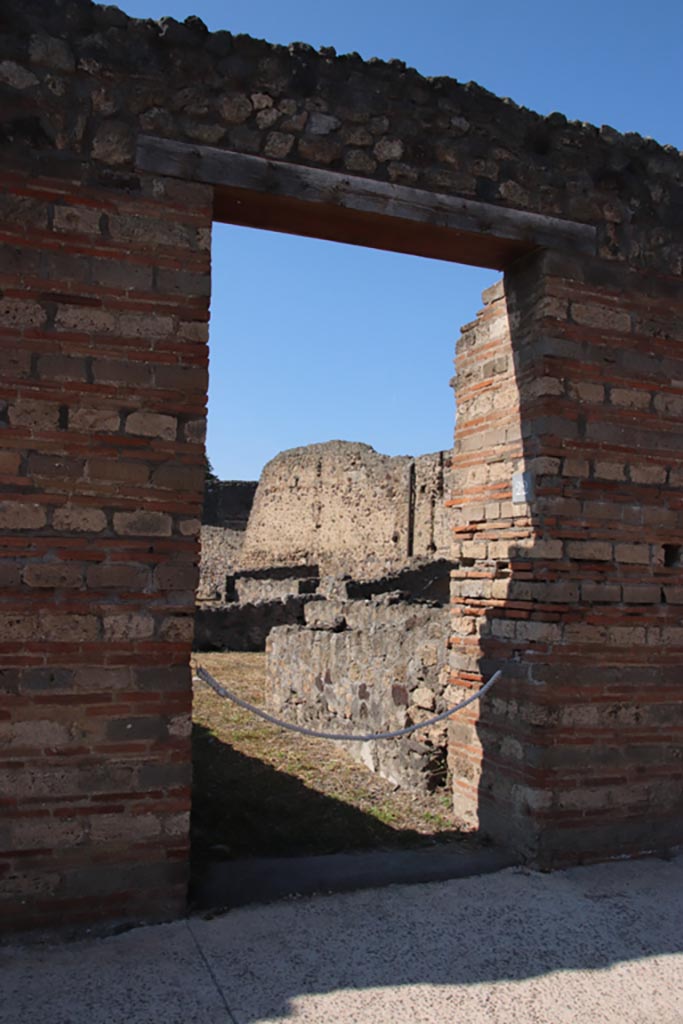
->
[0,162,212,930]
[448,255,683,865]
[1,0,682,931]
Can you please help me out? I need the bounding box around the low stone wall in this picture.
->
[234,576,319,604]
[266,595,450,791]
[194,596,311,652]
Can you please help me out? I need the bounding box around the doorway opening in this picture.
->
[190,219,499,903]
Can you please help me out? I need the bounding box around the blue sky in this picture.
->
[121,0,682,480]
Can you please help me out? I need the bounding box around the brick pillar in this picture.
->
[0,164,212,931]
[448,253,683,866]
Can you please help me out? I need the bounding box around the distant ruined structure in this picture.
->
[3,0,682,935]
[198,480,257,602]
[198,440,451,597]
[241,441,450,577]
[196,441,454,791]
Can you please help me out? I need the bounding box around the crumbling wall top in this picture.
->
[2,0,682,274]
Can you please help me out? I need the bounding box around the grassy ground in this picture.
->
[190,651,477,871]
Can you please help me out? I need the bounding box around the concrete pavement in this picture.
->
[2,853,682,1023]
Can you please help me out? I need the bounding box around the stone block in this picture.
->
[70,407,121,433]
[8,400,59,431]
[87,564,150,589]
[566,540,613,561]
[52,506,107,533]
[113,511,173,537]
[125,412,177,440]
[23,562,83,588]
[615,543,651,565]
[0,502,47,530]
[103,613,155,640]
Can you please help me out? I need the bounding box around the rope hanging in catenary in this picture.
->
[195,666,502,743]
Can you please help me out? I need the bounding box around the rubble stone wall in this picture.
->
[3,0,682,276]
[198,482,257,601]
[195,596,311,652]
[240,442,450,578]
[266,596,450,791]
[197,525,244,602]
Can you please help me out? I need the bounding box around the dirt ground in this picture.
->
[190,651,478,869]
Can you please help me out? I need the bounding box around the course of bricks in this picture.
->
[449,258,683,864]
[0,162,212,929]
[1,0,682,931]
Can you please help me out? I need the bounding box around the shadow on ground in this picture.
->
[3,856,682,1024]
[191,722,470,864]
[189,723,503,909]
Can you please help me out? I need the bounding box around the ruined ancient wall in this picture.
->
[267,596,450,791]
[196,525,244,602]
[194,595,310,652]
[202,480,257,529]
[2,0,681,268]
[1,0,682,932]
[240,442,450,578]
[198,480,257,601]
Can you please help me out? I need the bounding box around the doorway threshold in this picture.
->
[192,841,518,913]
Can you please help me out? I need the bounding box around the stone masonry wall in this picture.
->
[240,442,451,578]
[194,595,310,652]
[202,480,257,529]
[2,0,682,931]
[447,261,683,865]
[196,525,244,602]
[266,595,450,791]
[197,482,256,602]
[0,152,212,930]
[2,0,682,276]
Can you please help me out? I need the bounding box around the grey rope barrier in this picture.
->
[195,666,502,743]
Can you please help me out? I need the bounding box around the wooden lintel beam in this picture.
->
[135,134,597,269]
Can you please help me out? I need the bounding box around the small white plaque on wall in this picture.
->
[512,470,535,504]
